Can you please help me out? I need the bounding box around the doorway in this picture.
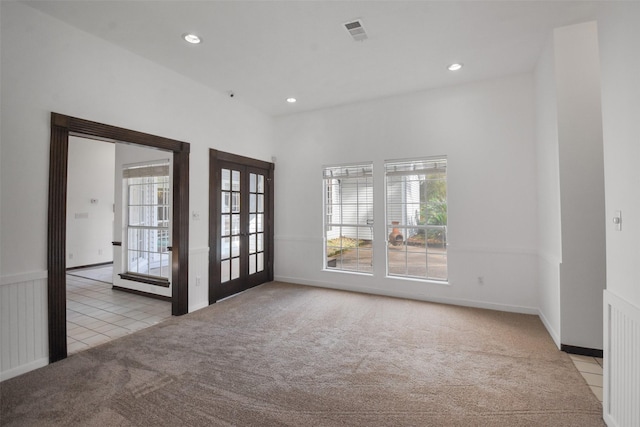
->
[48,113,190,363]
[65,137,173,354]
[209,150,274,302]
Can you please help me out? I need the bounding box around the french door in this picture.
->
[209,150,274,302]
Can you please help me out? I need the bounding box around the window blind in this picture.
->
[384,157,446,176]
[323,163,373,179]
[123,162,170,179]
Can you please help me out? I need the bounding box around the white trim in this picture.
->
[603,289,640,427]
[604,290,613,427]
[321,268,373,277]
[0,357,49,382]
[383,274,449,286]
[538,308,561,349]
[604,289,640,321]
[274,275,539,315]
[1,271,48,287]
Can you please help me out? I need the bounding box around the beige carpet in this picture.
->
[0,282,603,426]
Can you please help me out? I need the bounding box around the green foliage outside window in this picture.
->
[418,173,447,245]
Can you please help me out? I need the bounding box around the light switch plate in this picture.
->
[614,210,622,231]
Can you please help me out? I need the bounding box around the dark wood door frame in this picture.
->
[208,149,274,304]
[48,112,190,363]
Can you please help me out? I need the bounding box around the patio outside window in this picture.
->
[385,157,447,281]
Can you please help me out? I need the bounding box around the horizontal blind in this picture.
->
[123,162,170,178]
[323,163,373,179]
[385,157,446,176]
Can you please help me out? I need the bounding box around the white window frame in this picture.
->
[323,163,374,274]
[384,156,447,282]
[122,160,171,283]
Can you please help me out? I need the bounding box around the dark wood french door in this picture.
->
[209,150,274,302]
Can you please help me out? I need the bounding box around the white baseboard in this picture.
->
[538,309,561,349]
[274,275,538,315]
[1,357,49,382]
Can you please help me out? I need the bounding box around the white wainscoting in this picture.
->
[0,249,210,381]
[603,290,640,427]
[0,272,49,381]
[189,247,210,313]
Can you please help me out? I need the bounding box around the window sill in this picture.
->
[118,273,170,288]
[386,275,450,286]
[322,268,373,277]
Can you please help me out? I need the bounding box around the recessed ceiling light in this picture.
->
[448,63,463,71]
[182,33,201,44]
[286,97,297,103]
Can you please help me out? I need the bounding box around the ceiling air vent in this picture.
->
[344,19,368,42]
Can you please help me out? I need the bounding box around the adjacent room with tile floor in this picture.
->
[66,265,171,355]
[569,354,604,403]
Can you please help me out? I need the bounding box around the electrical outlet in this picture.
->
[196,276,201,286]
[69,253,73,260]
[477,276,484,285]
[98,249,103,255]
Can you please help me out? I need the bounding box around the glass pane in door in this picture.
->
[248,172,266,275]
[220,168,242,283]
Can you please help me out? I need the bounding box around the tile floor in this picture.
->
[66,269,171,355]
[569,354,604,403]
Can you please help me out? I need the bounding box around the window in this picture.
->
[122,161,171,283]
[325,181,333,232]
[323,163,373,273]
[385,157,447,281]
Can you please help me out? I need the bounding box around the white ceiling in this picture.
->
[24,1,613,117]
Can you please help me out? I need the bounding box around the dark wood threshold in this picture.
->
[66,261,113,271]
[561,344,603,358]
[118,273,170,288]
[112,285,171,302]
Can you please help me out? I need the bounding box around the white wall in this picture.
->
[599,4,640,308]
[554,22,606,350]
[0,2,275,275]
[274,73,539,313]
[598,5,640,425]
[66,137,115,268]
[534,34,562,347]
[0,2,275,379]
[534,21,607,351]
